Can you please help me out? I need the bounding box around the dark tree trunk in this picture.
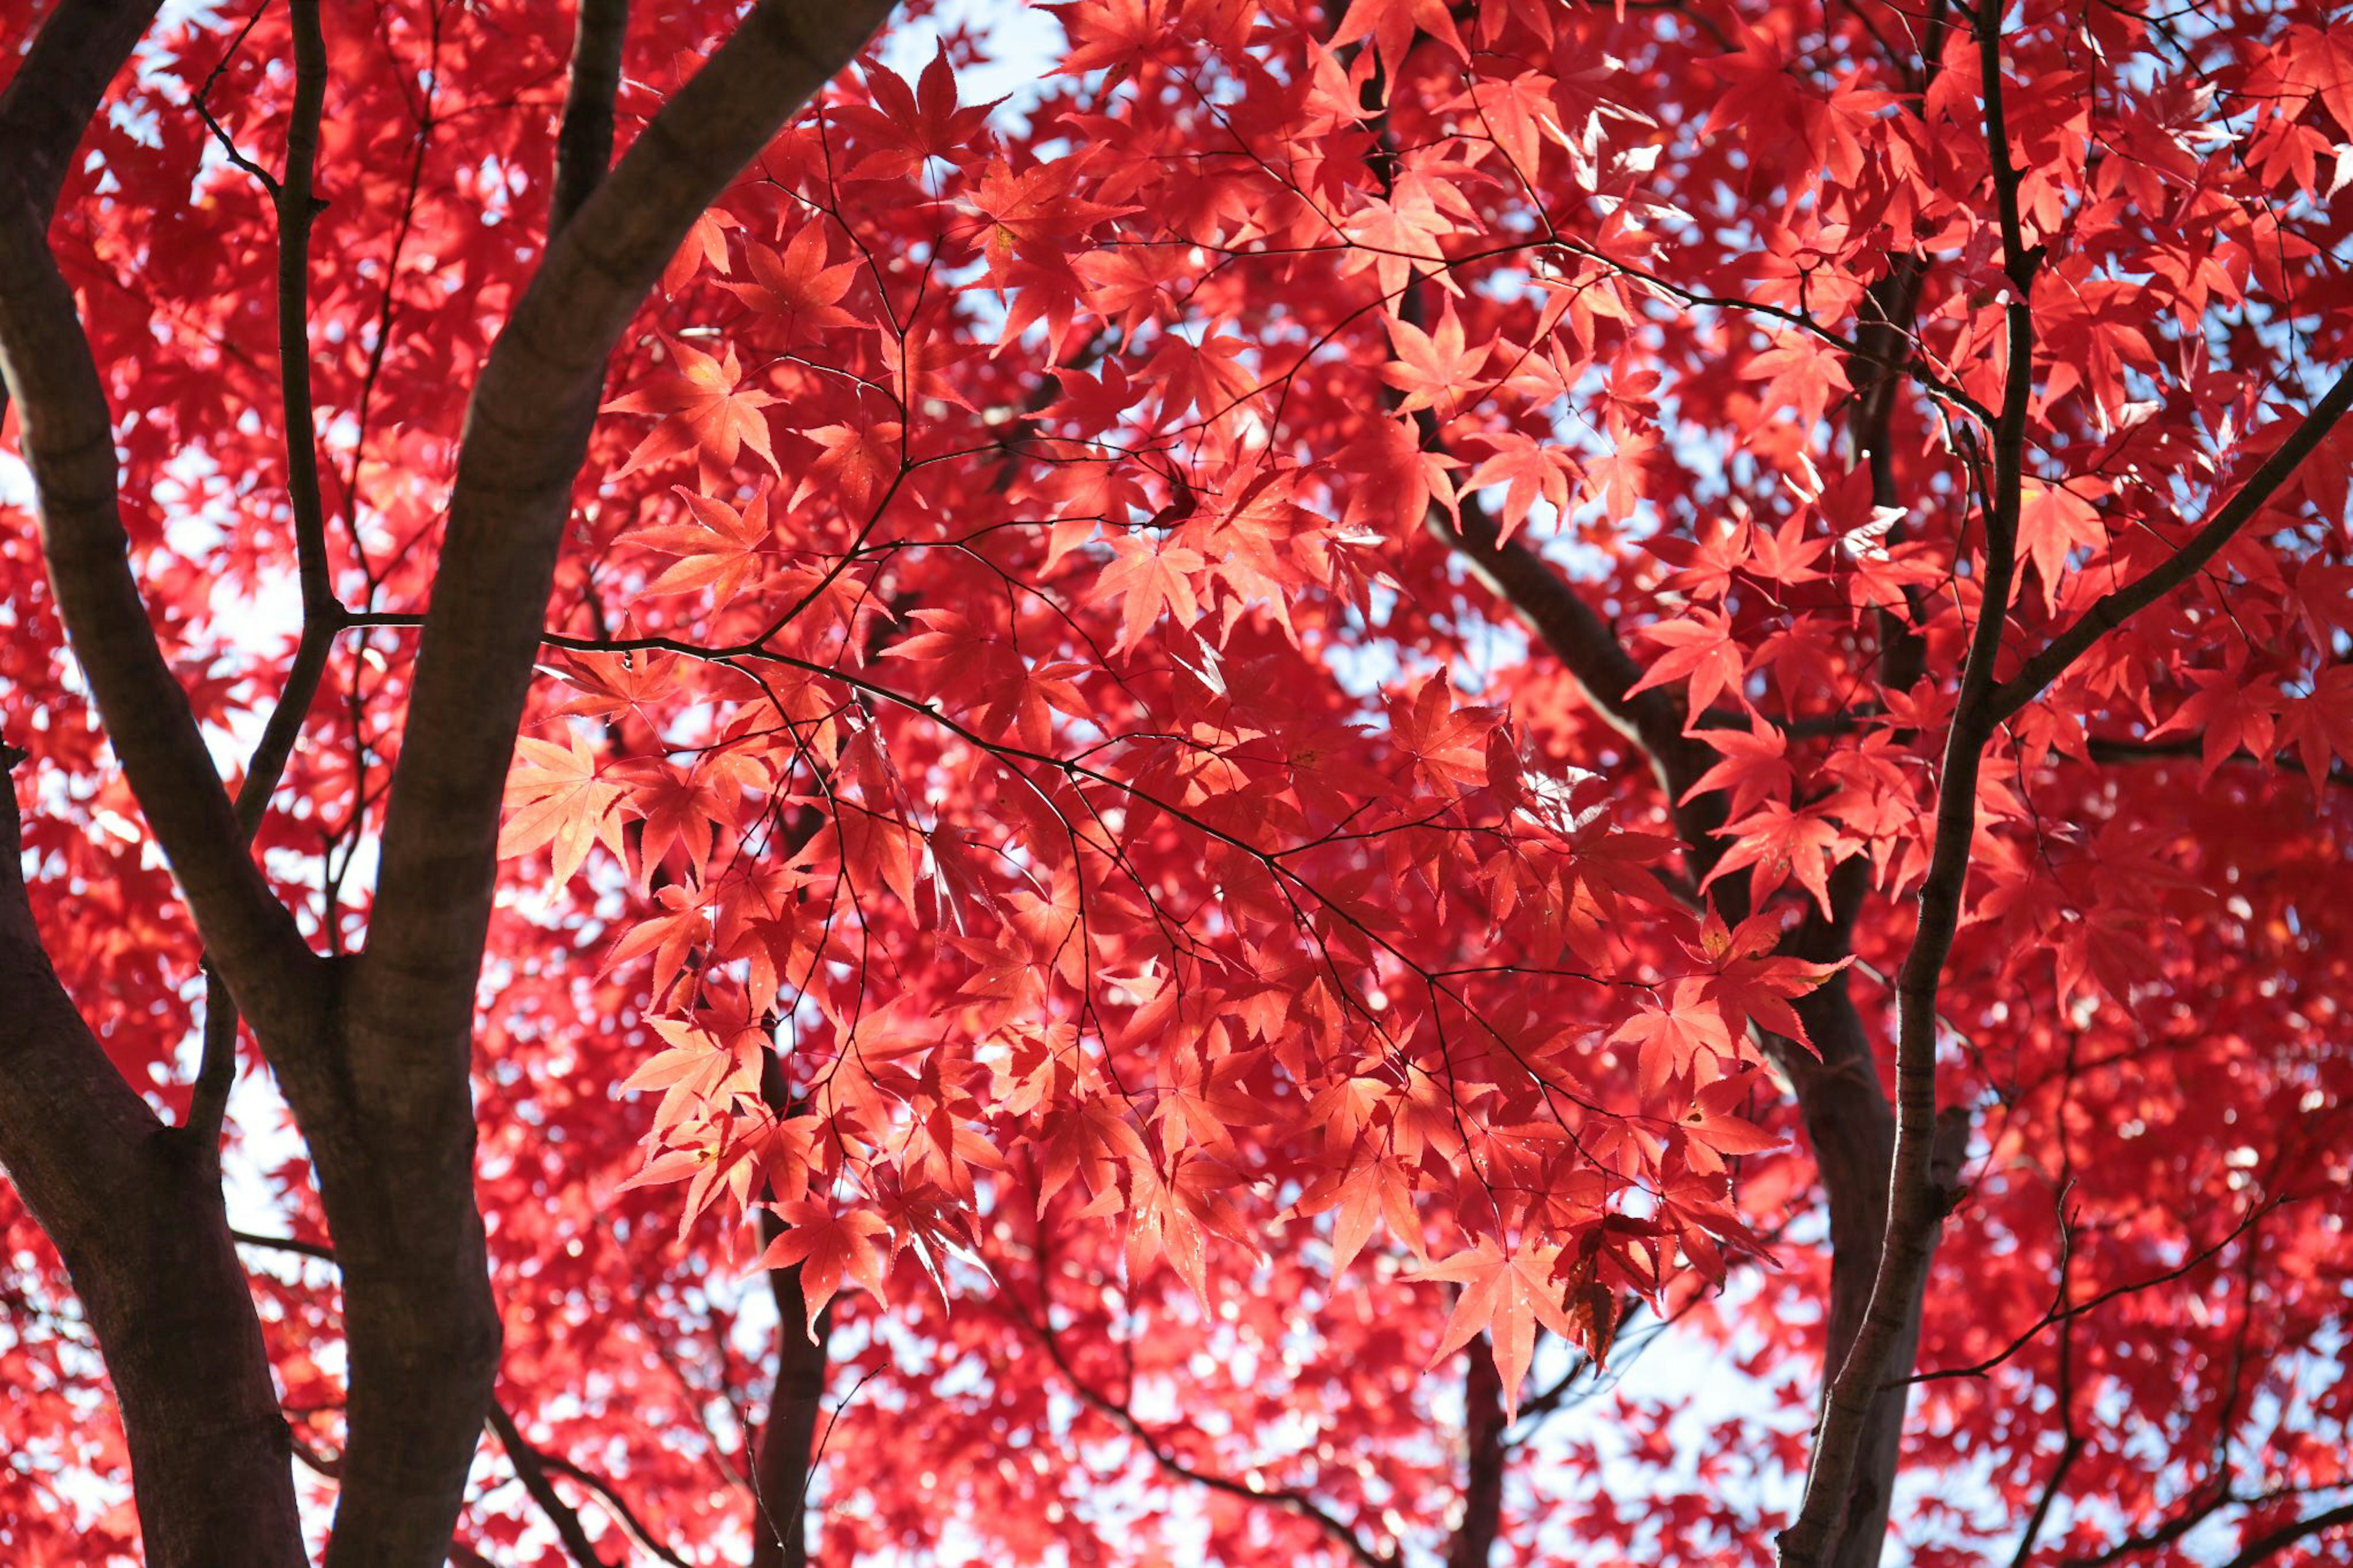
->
[1447,1333,1509,1568]
[1788,972,1914,1568]
[750,1263,833,1568]
[0,767,305,1568]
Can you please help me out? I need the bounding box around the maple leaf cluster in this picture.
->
[6,0,2353,1563]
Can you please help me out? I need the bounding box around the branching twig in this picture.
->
[488,1403,615,1568]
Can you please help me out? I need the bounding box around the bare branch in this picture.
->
[190,0,339,1147]
[489,1403,616,1568]
[1005,1261,1395,1568]
[229,1228,340,1264]
[531,1447,700,1568]
[2216,1500,2353,1568]
[1906,1199,2284,1388]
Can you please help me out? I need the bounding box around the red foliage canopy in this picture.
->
[2,0,2352,1564]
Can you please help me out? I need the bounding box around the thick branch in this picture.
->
[315,10,896,1564]
[359,0,898,1100]
[551,0,630,235]
[0,101,319,1043]
[0,749,305,1566]
[0,0,165,214]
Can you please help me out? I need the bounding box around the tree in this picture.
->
[2,0,2352,1564]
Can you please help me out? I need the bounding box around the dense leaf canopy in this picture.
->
[3,0,2352,1564]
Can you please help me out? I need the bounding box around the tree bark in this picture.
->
[0,8,306,1561]
[1446,1334,1509,1568]
[0,757,305,1568]
[1784,972,1920,1568]
[752,1056,832,1568]
[1,2,901,1564]
[750,1263,832,1568]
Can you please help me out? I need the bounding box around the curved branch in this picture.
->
[1990,360,2353,722]
[316,11,896,1565]
[358,0,898,1089]
[1904,1198,2279,1388]
[1006,1276,1394,1568]
[2217,1501,2353,1568]
[551,0,631,235]
[0,4,319,1029]
[0,0,165,214]
[0,748,306,1566]
[489,1403,616,1568]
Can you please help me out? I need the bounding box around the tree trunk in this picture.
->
[0,768,305,1568]
[286,1036,505,1568]
[1786,968,1950,1568]
[1447,1333,1509,1568]
[750,1263,832,1568]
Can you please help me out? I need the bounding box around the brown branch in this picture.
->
[1447,1333,1509,1568]
[2005,1183,2079,1568]
[1988,360,2353,723]
[751,1056,831,1568]
[2216,1501,2353,1568]
[551,0,629,235]
[532,1447,699,1568]
[2082,735,2353,790]
[489,1403,616,1568]
[1779,6,2036,1559]
[0,26,322,1040]
[229,1228,340,1263]
[189,0,339,1147]
[314,11,899,1562]
[359,0,898,1102]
